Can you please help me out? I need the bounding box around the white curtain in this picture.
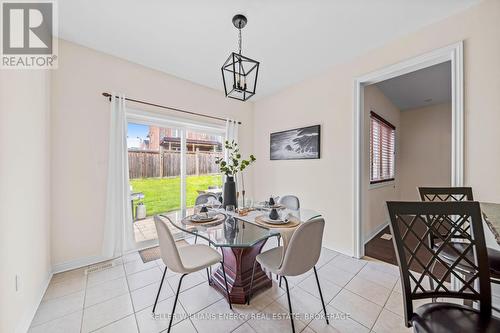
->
[224,119,239,167]
[224,119,239,152]
[102,94,134,259]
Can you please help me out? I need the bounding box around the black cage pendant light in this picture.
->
[221,14,260,101]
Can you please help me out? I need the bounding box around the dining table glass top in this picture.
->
[162,208,322,248]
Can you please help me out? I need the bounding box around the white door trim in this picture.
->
[353,41,464,258]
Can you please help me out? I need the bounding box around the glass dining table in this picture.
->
[161,208,322,304]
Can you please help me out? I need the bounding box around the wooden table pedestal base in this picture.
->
[210,239,272,304]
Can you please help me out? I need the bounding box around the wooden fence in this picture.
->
[128,150,223,179]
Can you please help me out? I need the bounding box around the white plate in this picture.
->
[261,216,289,225]
[190,214,218,222]
[256,203,286,210]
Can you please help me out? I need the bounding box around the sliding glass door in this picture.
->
[126,111,224,247]
[185,129,224,209]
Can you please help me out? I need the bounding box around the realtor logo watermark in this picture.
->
[1,0,58,68]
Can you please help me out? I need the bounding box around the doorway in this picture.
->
[353,42,464,259]
[364,62,453,266]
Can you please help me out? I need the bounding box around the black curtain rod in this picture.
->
[102,92,242,125]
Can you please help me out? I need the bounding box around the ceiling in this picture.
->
[376,61,451,111]
[58,0,479,100]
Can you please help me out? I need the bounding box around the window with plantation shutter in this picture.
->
[370,111,395,184]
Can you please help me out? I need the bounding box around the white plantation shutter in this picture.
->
[370,111,395,184]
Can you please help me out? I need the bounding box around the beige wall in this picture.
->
[253,0,500,255]
[0,70,52,333]
[363,85,400,241]
[399,103,452,200]
[51,40,254,267]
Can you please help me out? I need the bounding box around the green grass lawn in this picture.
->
[130,174,222,217]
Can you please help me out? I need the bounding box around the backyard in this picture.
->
[130,174,222,216]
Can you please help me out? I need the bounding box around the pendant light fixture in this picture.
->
[221,14,260,101]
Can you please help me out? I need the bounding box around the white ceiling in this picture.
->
[58,0,479,100]
[376,61,451,111]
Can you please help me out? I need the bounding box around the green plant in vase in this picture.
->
[215,140,256,208]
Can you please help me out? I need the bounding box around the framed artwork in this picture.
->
[270,125,321,160]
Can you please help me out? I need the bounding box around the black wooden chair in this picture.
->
[387,201,500,332]
[419,187,500,284]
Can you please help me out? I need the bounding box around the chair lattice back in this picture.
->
[419,187,474,202]
[419,187,474,242]
[387,201,491,326]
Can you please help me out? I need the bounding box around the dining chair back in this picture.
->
[418,187,474,275]
[278,195,300,210]
[195,193,218,206]
[419,187,500,287]
[278,217,324,276]
[386,201,492,328]
[153,215,232,332]
[418,187,473,256]
[248,217,328,333]
[154,216,185,273]
[418,187,473,202]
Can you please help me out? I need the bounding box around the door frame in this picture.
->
[353,41,464,258]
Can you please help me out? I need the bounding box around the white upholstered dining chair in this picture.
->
[153,215,232,332]
[247,217,328,333]
[195,193,218,206]
[275,195,300,248]
[278,195,300,210]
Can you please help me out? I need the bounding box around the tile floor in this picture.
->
[29,237,415,333]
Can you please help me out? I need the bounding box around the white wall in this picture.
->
[51,40,254,268]
[0,70,52,333]
[399,103,452,200]
[362,85,400,241]
[253,0,500,255]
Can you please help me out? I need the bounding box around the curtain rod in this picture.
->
[101,92,242,125]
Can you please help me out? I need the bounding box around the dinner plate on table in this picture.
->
[256,203,286,210]
[261,216,289,225]
[189,213,218,223]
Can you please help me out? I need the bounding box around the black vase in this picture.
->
[223,176,237,208]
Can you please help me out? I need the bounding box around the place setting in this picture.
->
[223,195,299,225]
[181,205,226,227]
[254,195,287,211]
[254,209,300,228]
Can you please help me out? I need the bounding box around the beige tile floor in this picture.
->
[29,237,414,333]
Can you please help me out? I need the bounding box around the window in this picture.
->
[370,111,395,184]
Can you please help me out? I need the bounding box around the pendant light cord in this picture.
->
[237,25,243,88]
[238,27,242,55]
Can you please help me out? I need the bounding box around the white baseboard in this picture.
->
[52,255,111,274]
[363,222,390,244]
[15,270,53,333]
